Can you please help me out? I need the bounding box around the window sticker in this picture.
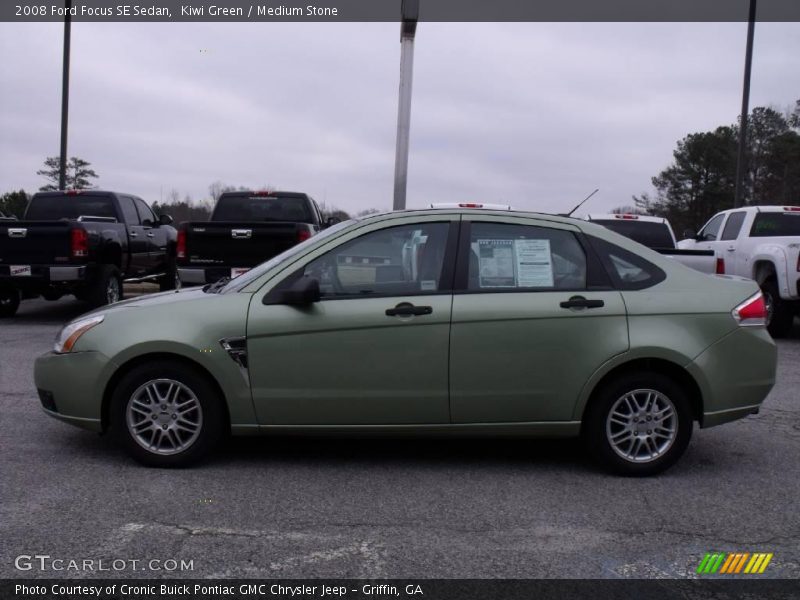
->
[477,239,516,287]
[515,239,554,287]
[420,280,437,291]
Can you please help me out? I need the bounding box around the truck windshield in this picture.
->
[212,194,313,222]
[750,213,800,237]
[591,219,675,249]
[25,195,117,221]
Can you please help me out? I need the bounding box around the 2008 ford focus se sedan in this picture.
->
[34,208,777,475]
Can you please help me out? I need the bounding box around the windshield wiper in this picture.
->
[203,277,231,294]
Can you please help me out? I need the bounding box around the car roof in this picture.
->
[357,207,585,227]
[586,213,666,223]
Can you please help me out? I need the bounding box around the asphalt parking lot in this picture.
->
[1,295,799,579]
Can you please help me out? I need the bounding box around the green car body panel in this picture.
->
[34,209,777,444]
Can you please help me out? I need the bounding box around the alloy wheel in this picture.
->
[125,378,203,455]
[605,388,678,463]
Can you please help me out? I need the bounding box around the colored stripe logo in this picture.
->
[697,552,773,574]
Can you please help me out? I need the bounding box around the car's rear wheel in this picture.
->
[159,256,180,292]
[584,372,693,476]
[83,265,123,307]
[0,286,20,317]
[110,361,225,467]
[762,278,793,338]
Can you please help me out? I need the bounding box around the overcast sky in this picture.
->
[1,22,798,216]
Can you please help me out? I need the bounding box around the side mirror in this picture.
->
[325,217,341,228]
[682,229,697,241]
[159,214,174,226]
[270,276,321,306]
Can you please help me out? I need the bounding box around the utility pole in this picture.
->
[734,0,757,208]
[392,0,419,211]
[58,0,72,190]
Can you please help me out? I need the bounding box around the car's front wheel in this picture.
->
[110,360,225,467]
[0,286,20,317]
[584,372,693,476]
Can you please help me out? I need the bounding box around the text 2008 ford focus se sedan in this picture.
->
[34,207,777,475]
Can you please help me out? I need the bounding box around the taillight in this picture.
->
[176,229,187,260]
[715,258,725,274]
[70,228,88,258]
[783,206,800,212]
[796,252,800,273]
[732,292,766,327]
[297,229,312,243]
[458,203,483,208]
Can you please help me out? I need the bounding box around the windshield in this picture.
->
[212,194,313,222]
[750,212,800,237]
[591,219,674,249]
[220,219,357,293]
[25,194,117,221]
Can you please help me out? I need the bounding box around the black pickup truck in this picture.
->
[0,190,177,317]
[177,190,332,286]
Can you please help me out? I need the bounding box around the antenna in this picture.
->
[565,188,599,217]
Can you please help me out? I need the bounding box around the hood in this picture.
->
[75,288,211,321]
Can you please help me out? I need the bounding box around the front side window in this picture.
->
[466,222,587,291]
[699,214,725,241]
[300,222,450,298]
[134,198,156,225]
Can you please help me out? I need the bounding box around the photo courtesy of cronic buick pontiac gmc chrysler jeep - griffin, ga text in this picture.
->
[32,206,778,476]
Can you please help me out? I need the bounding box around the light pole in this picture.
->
[392,0,419,211]
[58,0,72,190]
[733,0,757,208]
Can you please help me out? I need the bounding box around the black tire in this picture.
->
[159,256,179,292]
[109,360,225,467]
[0,286,21,317]
[84,265,123,308]
[583,371,693,476]
[762,278,793,339]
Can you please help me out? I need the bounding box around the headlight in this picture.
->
[53,315,105,354]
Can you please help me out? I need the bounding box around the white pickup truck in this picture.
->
[585,214,719,274]
[678,206,800,337]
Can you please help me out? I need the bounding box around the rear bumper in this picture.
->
[687,326,777,428]
[0,264,87,284]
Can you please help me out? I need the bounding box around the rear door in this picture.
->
[133,198,168,273]
[449,216,629,423]
[118,196,148,275]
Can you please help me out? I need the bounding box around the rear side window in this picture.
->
[24,194,117,221]
[750,212,800,237]
[590,219,674,249]
[720,211,746,240]
[118,196,140,225]
[466,222,587,291]
[212,194,312,223]
[588,236,666,290]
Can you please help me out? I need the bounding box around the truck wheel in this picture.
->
[85,265,123,308]
[762,279,794,338]
[583,372,693,476]
[0,286,21,318]
[109,360,225,467]
[159,257,179,292]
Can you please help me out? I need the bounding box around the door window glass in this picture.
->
[134,198,156,226]
[301,222,450,298]
[467,223,586,291]
[588,237,666,290]
[118,196,140,225]
[720,211,746,241]
[699,214,725,241]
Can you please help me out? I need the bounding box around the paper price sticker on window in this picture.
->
[477,239,516,288]
[515,239,554,287]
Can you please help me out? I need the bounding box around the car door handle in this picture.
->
[559,296,605,309]
[129,232,138,238]
[726,246,736,252]
[146,232,155,238]
[385,302,433,317]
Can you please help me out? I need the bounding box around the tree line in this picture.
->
[633,99,800,234]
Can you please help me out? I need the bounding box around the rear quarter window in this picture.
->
[587,236,666,290]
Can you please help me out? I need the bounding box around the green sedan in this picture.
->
[34,208,777,475]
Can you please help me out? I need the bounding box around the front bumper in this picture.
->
[687,326,777,428]
[34,350,114,432]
